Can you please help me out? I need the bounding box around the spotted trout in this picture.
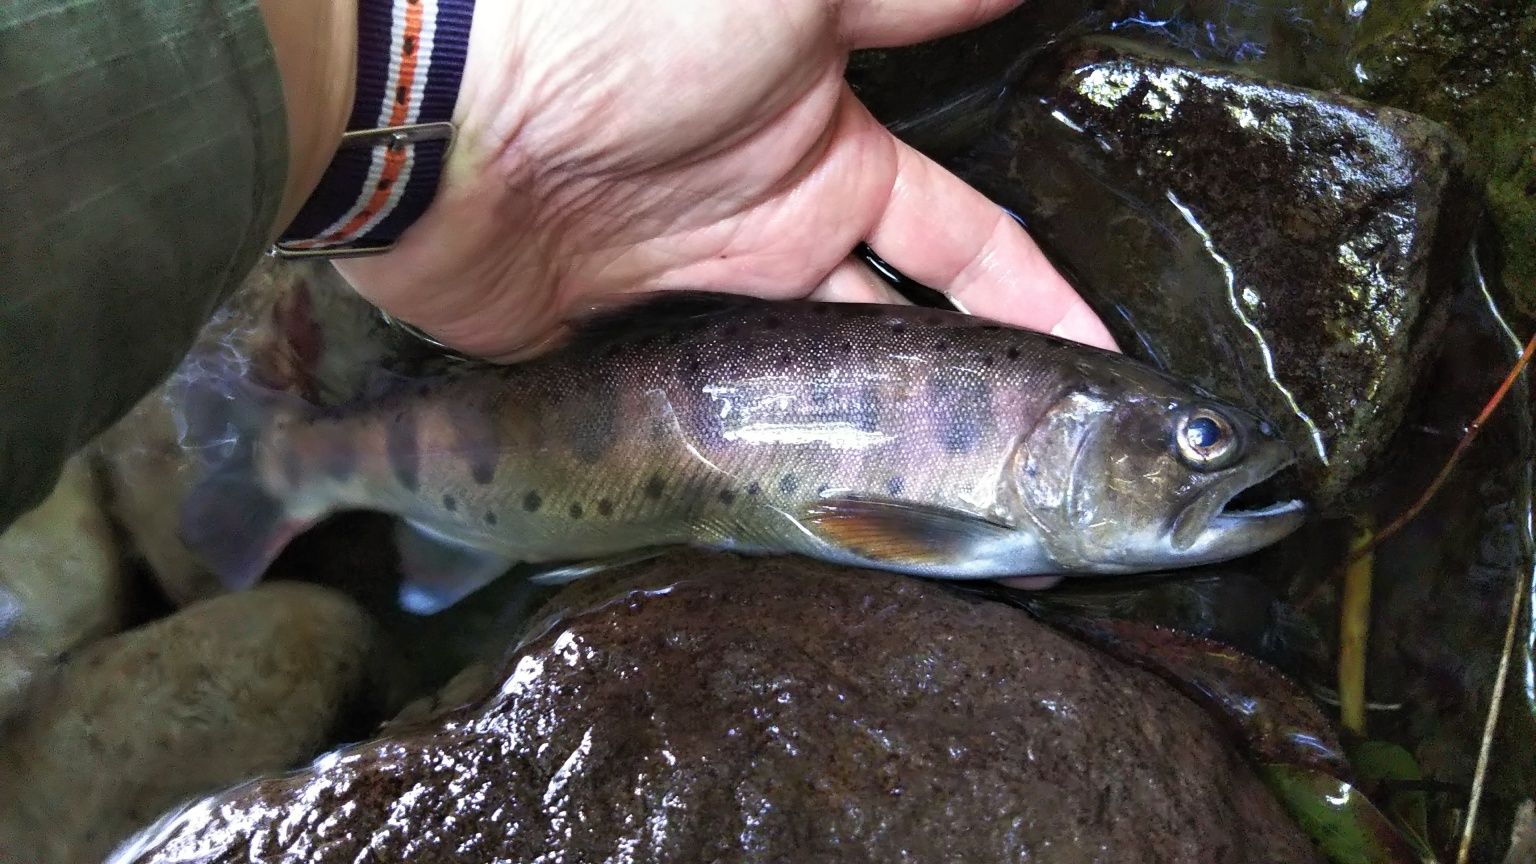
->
[182,296,1306,612]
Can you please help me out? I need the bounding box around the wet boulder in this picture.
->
[948,38,1478,507]
[0,455,124,721]
[0,582,376,864]
[118,554,1320,864]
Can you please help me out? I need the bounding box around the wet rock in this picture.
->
[119,554,1321,864]
[0,455,123,721]
[951,38,1478,507]
[1350,0,1536,313]
[0,582,376,864]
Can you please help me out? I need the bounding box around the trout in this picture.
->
[182,297,1306,612]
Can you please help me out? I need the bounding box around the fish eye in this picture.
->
[1176,409,1239,470]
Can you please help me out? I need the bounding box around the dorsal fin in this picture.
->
[564,291,773,346]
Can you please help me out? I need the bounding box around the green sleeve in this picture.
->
[0,1,289,528]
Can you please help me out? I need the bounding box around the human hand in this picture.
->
[335,0,1117,360]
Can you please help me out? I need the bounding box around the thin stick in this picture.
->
[1338,519,1375,735]
[1456,561,1527,864]
[1353,331,1536,562]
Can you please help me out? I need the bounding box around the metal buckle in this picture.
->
[270,121,457,261]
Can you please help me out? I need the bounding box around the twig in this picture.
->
[1352,330,1536,562]
[1456,559,1527,864]
[1338,519,1375,735]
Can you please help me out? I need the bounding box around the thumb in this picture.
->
[837,0,1025,49]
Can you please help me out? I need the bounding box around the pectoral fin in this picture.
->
[395,520,518,615]
[797,496,1014,566]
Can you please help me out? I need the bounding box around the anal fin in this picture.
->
[395,520,518,615]
[527,547,668,586]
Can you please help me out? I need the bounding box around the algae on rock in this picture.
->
[1350,0,1536,313]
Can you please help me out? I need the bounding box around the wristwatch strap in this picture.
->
[272,0,475,259]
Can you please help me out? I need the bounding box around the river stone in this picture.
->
[950,37,1478,507]
[0,582,376,864]
[117,554,1321,864]
[0,454,123,721]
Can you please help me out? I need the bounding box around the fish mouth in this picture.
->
[1170,451,1307,560]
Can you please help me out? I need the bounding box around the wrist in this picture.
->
[258,0,360,240]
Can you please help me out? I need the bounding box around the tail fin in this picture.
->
[173,365,319,590]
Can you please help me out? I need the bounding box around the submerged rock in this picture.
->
[118,554,1320,864]
[951,38,1478,507]
[0,455,123,721]
[0,583,376,864]
[846,3,1133,154]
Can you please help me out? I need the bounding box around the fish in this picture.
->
[179,295,1307,613]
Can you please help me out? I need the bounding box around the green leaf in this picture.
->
[1261,763,1439,864]
[1348,741,1433,852]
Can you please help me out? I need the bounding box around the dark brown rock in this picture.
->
[951,38,1479,507]
[118,554,1321,864]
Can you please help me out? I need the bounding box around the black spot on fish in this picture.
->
[446,399,499,485]
[645,474,665,499]
[981,354,995,367]
[887,476,905,495]
[929,370,994,455]
[386,411,420,492]
[723,324,740,338]
[1006,346,1022,361]
[934,339,950,352]
[442,495,457,512]
[747,481,762,496]
[569,503,584,520]
[470,457,496,486]
[568,381,617,464]
[778,474,799,494]
[839,340,853,354]
[598,498,614,517]
[763,316,781,330]
[485,511,498,526]
[523,491,542,512]
[719,489,736,505]
[890,321,906,334]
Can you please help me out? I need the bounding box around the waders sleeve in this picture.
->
[0,1,289,529]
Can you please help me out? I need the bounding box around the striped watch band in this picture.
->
[273,0,476,259]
